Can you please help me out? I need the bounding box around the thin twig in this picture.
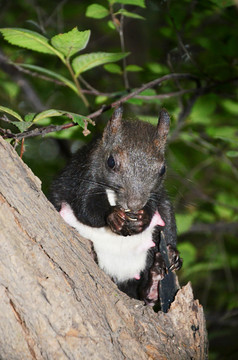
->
[13,63,65,86]
[20,138,25,159]
[0,73,199,141]
[110,3,130,90]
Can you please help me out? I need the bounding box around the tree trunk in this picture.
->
[0,136,208,360]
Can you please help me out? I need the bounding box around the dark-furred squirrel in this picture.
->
[50,106,182,311]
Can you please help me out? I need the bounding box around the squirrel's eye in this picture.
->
[107,155,116,169]
[159,164,166,176]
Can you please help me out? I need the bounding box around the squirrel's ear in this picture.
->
[103,105,123,141]
[156,108,170,149]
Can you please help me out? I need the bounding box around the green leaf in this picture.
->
[19,64,78,93]
[72,52,129,76]
[146,62,169,74]
[190,94,217,124]
[12,121,33,132]
[214,192,237,220]
[0,28,63,59]
[24,113,36,122]
[222,99,238,115]
[125,64,143,72]
[95,95,108,105]
[140,89,156,96]
[109,0,145,8]
[104,63,122,74]
[33,109,64,123]
[212,0,234,8]
[31,109,92,130]
[206,126,238,143]
[176,213,196,235]
[65,112,90,127]
[46,126,81,140]
[177,242,197,268]
[51,28,90,58]
[226,151,238,158]
[126,98,143,105]
[138,115,158,125]
[86,4,109,19]
[115,9,145,20]
[107,21,116,30]
[1,81,19,99]
[0,105,23,121]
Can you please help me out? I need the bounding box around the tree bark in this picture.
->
[0,136,208,360]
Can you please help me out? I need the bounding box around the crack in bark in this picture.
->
[39,244,82,303]
[0,193,20,215]
[5,288,37,360]
[57,340,73,360]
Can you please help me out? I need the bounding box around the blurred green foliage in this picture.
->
[0,0,238,358]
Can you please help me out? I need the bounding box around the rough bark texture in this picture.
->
[0,136,208,360]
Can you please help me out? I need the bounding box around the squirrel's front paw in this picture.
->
[123,209,150,235]
[107,207,149,236]
[167,244,183,271]
[107,206,126,235]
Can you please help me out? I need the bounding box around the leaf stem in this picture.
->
[110,4,130,90]
[65,59,90,108]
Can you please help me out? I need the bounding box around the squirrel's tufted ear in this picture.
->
[103,105,123,142]
[156,108,170,150]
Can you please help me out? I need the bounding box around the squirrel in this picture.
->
[50,106,182,311]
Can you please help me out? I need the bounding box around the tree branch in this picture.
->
[0,135,209,359]
[0,73,199,141]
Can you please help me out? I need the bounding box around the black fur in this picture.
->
[50,107,181,310]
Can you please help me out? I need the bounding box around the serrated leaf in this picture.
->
[19,64,77,93]
[0,105,23,121]
[33,109,64,123]
[65,112,91,127]
[31,109,92,132]
[109,0,145,8]
[0,28,63,59]
[86,4,109,19]
[72,52,129,76]
[12,121,33,132]
[115,9,145,20]
[51,28,90,58]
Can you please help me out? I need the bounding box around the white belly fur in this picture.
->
[60,203,159,282]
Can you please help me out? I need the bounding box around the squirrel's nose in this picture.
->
[126,198,145,212]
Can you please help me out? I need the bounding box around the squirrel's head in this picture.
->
[98,105,170,211]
